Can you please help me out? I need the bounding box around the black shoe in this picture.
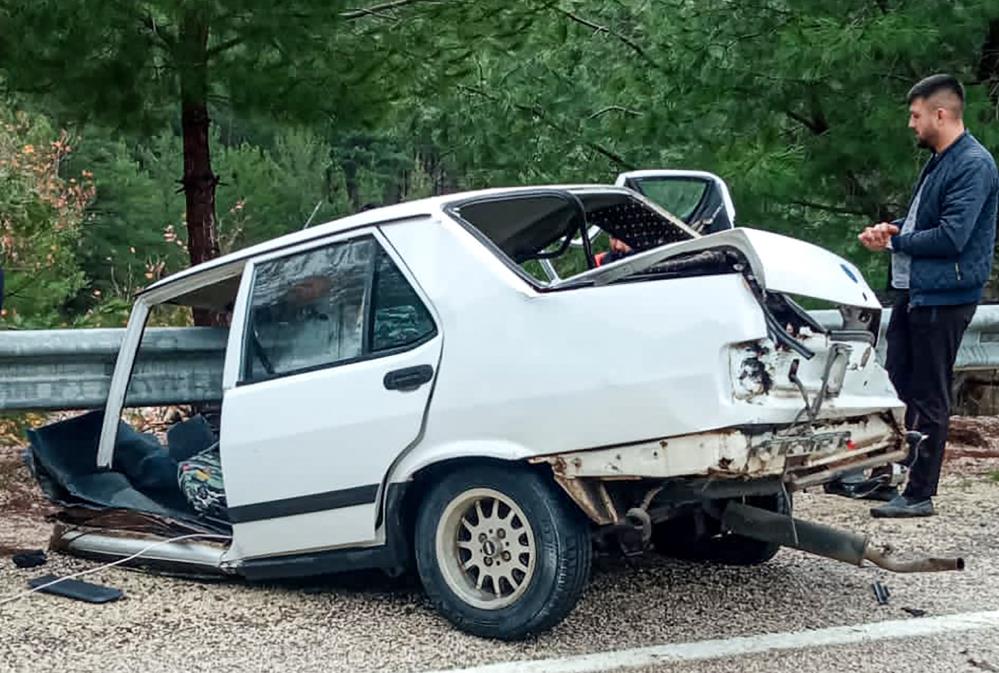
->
[824,479,899,502]
[870,495,935,518]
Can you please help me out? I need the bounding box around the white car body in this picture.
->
[53,176,910,638]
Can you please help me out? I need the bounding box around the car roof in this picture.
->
[140,184,631,296]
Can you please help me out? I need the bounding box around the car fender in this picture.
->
[386,438,538,486]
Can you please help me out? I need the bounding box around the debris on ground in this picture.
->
[968,657,999,672]
[0,411,997,671]
[871,581,891,605]
[11,549,46,568]
[948,416,999,460]
[27,575,123,604]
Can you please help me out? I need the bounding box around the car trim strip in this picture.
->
[227,483,380,524]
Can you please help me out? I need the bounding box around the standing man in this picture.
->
[859,74,998,518]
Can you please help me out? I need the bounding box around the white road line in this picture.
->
[422,610,999,673]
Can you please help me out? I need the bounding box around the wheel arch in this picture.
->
[394,455,558,561]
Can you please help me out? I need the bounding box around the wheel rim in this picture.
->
[435,487,537,611]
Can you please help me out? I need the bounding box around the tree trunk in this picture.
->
[343,158,361,212]
[179,9,220,326]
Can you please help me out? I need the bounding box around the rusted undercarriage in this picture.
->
[533,413,964,575]
[532,412,903,526]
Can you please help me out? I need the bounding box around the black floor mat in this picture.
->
[25,410,230,533]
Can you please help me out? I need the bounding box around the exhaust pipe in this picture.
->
[721,502,964,573]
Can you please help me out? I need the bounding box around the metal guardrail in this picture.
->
[2,307,999,412]
[812,304,999,372]
[0,327,227,411]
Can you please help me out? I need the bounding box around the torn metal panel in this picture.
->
[731,341,774,400]
[51,524,230,576]
[551,474,619,525]
[729,332,875,405]
[786,448,908,491]
[554,227,880,310]
[536,414,900,481]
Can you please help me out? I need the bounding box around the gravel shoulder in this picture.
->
[1,422,998,673]
[628,629,999,673]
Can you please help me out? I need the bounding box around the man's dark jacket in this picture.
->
[890,131,999,307]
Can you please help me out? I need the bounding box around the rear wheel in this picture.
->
[414,464,591,640]
[651,492,790,566]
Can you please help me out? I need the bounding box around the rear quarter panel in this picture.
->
[380,217,773,482]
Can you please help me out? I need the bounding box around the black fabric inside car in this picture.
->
[587,201,692,253]
[26,411,230,532]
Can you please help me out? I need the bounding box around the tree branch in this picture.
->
[789,199,868,217]
[558,9,665,73]
[207,36,245,57]
[458,85,635,169]
[139,13,175,49]
[588,105,640,119]
[785,110,828,135]
[340,0,441,20]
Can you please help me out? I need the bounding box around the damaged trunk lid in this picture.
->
[554,227,880,311]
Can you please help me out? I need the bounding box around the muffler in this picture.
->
[721,502,964,573]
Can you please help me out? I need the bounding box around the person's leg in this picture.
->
[902,303,976,499]
[873,302,976,517]
[884,294,914,425]
[883,299,925,473]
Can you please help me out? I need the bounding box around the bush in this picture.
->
[0,107,93,328]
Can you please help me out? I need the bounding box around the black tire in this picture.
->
[414,464,591,640]
[651,492,790,566]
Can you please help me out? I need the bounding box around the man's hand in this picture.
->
[859,223,900,252]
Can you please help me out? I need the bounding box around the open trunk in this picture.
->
[555,226,880,310]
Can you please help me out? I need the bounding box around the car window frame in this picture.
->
[234,228,438,387]
[443,189,592,292]
[627,176,711,222]
[445,188,700,290]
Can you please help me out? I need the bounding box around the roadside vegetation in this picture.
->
[0,1,997,328]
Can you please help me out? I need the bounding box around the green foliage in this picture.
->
[214,127,338,248]
[4,2,999,331]
[0,107,91,327]
[399,0,999,293]
[0,0,557,301]
[63,129,188,299]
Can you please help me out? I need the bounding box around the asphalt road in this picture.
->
[1,446,998,673]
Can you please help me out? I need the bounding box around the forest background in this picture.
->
[1,0,998,328]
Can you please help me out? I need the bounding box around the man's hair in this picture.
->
[907,74,965,117]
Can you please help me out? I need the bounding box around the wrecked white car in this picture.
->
[24,173,963,640]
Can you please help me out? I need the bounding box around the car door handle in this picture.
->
[383,365,434,391]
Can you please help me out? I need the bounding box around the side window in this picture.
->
[243,238,374,382]
[631,178,708,221]
[241,236,435,384]
[371,248,436,352]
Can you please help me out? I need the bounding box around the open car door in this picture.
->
[616,169,735,234]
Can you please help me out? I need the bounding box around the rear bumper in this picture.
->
[533,412,903,487]
[532,412,903,527]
